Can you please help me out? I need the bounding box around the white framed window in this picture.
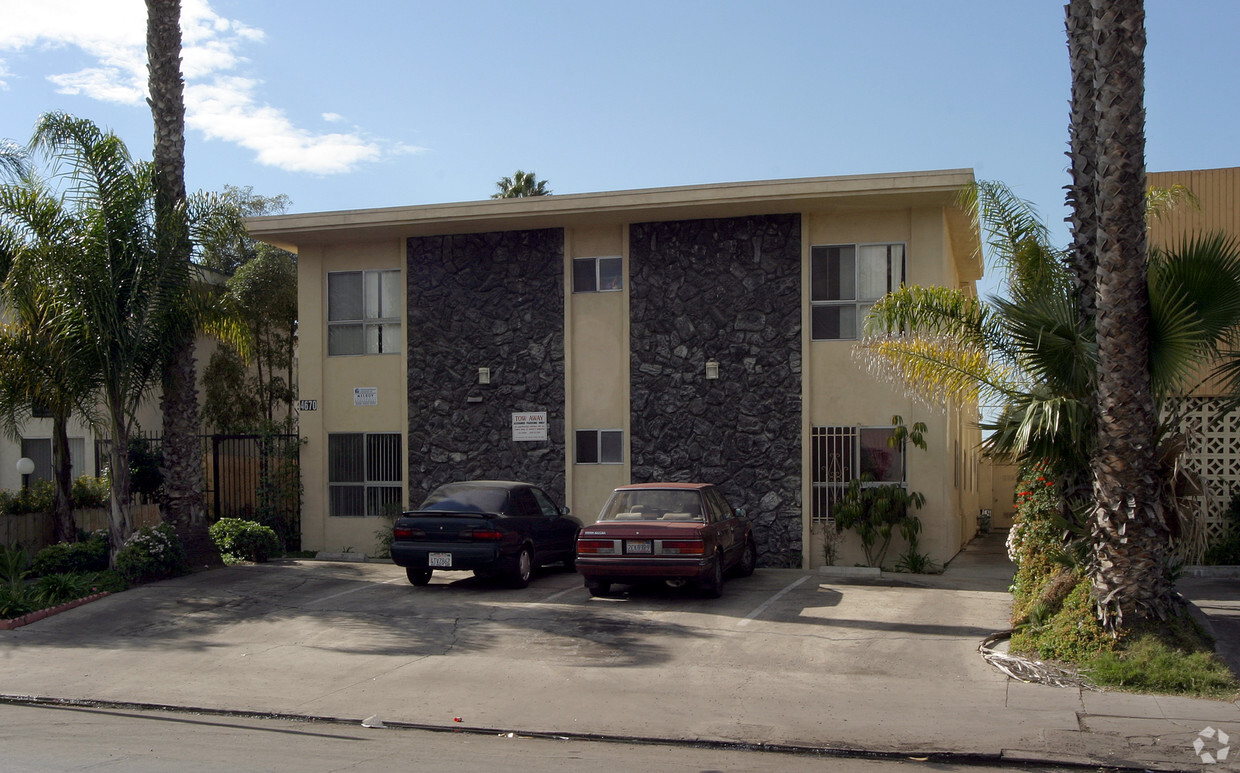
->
[20,437,86,485]
[810,425,906,522]
[327,269,402,356]
[575,429,624,464]
[328,432,402,516]
[572,257,623,293]
[810,243,905,340]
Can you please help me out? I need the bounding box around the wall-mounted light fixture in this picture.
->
[478,367,491,385]
[16,457,34,476]
[705,360,720,380]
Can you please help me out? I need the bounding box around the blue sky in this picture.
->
[2,0,1237,296]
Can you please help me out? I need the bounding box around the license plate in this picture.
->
[625,540,652,554]
[428,552,453,568]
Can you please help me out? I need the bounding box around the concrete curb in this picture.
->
[1183,565,1240,578]
[0,592,111,631]
[817,566,881,578]
[0,693,1141,771]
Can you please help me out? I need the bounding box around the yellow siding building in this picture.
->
[249,170,985,568]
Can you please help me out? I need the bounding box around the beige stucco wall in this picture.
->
[565,226,629,525]
[298,239,407,554]
[801,207,981,569]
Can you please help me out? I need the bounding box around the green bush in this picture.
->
[209,518,280,563]
[31,573,97,607]
[0,480,53,515]
[71,476,110,508]
[1205,491,1240,565]
[114,523,188,584]
[88,569,128,594]
[30,532,110,577]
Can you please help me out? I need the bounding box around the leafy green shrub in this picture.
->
[114,523,188,584]
[88,569,128,594]
[0,585,35,619]
[31,573,96,607]
[209,518,280,563]
[30,532,109,577]
[0,480,54,515]
[1011,577,1113,662]
[1205,491,1240,565]
[71,476,110,508]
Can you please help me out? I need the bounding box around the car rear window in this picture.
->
[598,490,704,522]
[419,486,509,513]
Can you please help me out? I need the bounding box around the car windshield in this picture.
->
[419,486,508,514]
[598,489,704,522]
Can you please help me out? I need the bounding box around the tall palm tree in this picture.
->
[26,113,195,560]
[491,170,551,199]
[147,0,212,562]
[0,178,101,543]
[1070,0,1175,631]
[860,180,1240,563]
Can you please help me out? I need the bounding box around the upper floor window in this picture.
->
[328,269,402,356]
[810,243,905,340]
[573,257,623,293]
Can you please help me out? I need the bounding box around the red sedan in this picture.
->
[575,483,757,598]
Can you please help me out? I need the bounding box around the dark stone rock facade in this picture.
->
[628,214,803,567]
[406,229,566,505]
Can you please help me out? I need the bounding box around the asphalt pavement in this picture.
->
[0,530,1236,771]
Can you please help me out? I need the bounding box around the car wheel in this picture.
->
[585,579,611,597]
[699,553,724,598]
[406,567,432,586]
[734,538,757,578]
[562,552,577,573]
[509,546,533,589]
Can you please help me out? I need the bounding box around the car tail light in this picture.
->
[460,528,504,541]
[393,526,424,540]
[659,540,705,555]
[577,540,617,555]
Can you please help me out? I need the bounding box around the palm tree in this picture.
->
[147,0,213,563]
[0,178,101,543]
[860,180,1240,568]
[25,113,195,560]
[1070,0,1174,631]
[491,170,551,199]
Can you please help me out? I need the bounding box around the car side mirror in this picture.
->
[736,508,747,519]
[559,507,571,517]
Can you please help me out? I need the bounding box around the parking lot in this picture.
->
[0,554,1033,754]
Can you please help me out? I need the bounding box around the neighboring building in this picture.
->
[1149,166,1240,550]
[248,170,985,568]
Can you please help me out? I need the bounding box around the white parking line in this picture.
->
[539,585,582,604]
[305,577,403,605]
[736,575,810,626]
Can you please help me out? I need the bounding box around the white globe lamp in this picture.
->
[16,457,35,476]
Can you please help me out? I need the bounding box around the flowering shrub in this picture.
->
[114,523,188,584]
[209,518,280,564]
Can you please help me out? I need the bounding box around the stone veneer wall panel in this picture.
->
[406,229,566,504]
[629,214,802,567]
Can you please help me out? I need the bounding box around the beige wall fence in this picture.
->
[1,504,162,554]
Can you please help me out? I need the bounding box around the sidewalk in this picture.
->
[0,531,1235,771]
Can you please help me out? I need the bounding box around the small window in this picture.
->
[575,429,624,464]
[573,257,623,293]
[328,269,402,356]
[328,432,402,516]
[811,243,905,340]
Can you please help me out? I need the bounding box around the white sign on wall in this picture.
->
[354,387,378,407]
[511,412,548,442]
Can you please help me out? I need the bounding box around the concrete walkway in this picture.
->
[0,530,1235,771]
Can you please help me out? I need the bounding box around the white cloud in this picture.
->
[0,0,387,175]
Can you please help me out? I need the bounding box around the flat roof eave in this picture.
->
[246,169,978,251]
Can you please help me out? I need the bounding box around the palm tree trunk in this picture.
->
[1073,0,1175,631]
[51,412,77,544]
[147,0,217,566]
[1066,0,1099,324]
[106,405,134,564]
